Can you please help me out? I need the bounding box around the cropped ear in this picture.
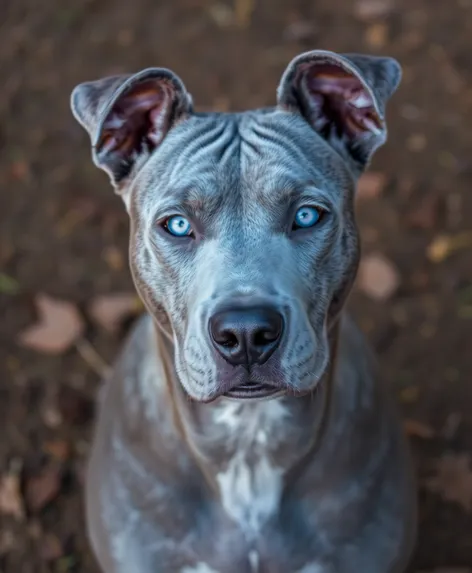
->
[71,68,192,193]
[277,50,401,172]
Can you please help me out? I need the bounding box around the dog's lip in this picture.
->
[223,381,282,400]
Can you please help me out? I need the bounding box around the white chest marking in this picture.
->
[249,550,260,572]
[297,564,326,573]
[180,563,219,573]
[216,451,283,536]
[214,399,288,536]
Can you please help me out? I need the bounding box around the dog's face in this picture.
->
[71,51,401,402]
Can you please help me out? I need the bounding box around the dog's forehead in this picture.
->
[135,109,354,211]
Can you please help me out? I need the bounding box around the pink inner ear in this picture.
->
[306,64,382,138]
[98,80,173,157]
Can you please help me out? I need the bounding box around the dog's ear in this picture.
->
[71,68,192,193]
[277,50,401,172]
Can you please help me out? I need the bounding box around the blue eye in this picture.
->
[164,215,193,237]
[293,206,323,230]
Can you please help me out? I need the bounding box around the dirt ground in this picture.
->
[1,0,472,571]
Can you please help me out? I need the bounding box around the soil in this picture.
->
[1,0,472,571]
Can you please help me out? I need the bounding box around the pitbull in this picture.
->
[71,50,417,573]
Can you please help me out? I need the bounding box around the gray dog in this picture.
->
[71,49,417,573]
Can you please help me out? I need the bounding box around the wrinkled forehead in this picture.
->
[133,110,354,213]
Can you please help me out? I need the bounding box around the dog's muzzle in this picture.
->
[208,304,284,399]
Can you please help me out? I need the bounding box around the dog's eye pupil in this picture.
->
[164,215,193,237]
[293,206,323,230]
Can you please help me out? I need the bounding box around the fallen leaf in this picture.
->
[365,22,388,48]
[18,294,84,354]
[0,272,19,294]
[425,453,472,511]
[357,253,400,301]
[356,172,386,200]
[354,0,393,20]
[0,473,24,519]
[404,419,435,439]
[89,292,142,333]
[427,232,472,263]
[102,245,125,271]
[25,465,62,512]
[40,533,63,562]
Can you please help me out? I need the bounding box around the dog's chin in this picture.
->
[185,376,324,404]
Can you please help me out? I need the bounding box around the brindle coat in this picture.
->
[71,50,417,572]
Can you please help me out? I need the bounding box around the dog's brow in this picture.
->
[159,186,223,215]
[259,181,324,207]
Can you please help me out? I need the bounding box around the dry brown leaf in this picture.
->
[357,253,400,301]
[89,292,142,333]
[425,453,472,512]
[427,232,472,263]
[404,419,435,439]
[0,473,24,520]
[18,294,84,354]
[25,466,62,513]
[356,172,386,200]
[365,23,388,48]
[102,245,125,271]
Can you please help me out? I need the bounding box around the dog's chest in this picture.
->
[210,400,288,538]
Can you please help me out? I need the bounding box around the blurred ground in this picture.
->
[1,0,472,571]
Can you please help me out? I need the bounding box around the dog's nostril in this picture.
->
[216,330,239,348]
[252,323,282,347]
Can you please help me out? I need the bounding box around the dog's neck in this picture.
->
[153,319,340,490]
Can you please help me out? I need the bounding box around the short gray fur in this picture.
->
[70,49,416,573]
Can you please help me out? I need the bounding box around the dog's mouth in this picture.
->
[224,381,282,400]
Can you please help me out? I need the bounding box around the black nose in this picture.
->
[209,306,284,367]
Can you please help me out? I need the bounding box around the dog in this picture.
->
[71,49,417,573]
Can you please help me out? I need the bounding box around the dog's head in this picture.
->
[71,51,401,403]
